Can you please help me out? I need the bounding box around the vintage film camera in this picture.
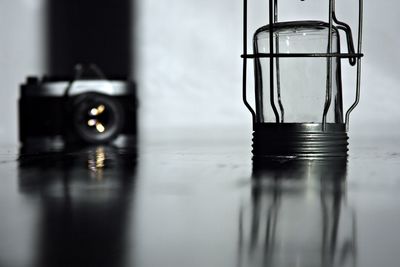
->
[19,64,137,149]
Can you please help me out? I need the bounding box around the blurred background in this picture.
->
[0,3,399,267]
[0,0,397,145]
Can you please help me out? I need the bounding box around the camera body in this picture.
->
[19,76,137,148]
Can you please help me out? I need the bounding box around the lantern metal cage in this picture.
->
[242,0,364,159]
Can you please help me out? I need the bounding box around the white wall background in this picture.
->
[0,0,46,145]
[0,0,399,144]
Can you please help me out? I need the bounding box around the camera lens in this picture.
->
[72,94,124,144]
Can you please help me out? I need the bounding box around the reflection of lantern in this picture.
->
[242,0,364,158]
[238,160,357,267]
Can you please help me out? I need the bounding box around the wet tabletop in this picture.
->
[0,129,399,267]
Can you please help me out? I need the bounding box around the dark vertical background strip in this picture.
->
[47,0,132,79]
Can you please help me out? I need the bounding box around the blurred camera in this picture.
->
[19,64,137,148]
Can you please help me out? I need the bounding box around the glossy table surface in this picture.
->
[0,129,400,267]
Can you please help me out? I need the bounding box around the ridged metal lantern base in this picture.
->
[252,123,348,159]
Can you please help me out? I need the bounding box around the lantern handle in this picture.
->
[333,13,357,66]
[242,0,256,124]
[322,0,335,130]
[345,0,363,131]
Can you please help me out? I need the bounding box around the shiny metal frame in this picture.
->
[242,0,364,132]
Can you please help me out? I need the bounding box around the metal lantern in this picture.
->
[242,0,364,158]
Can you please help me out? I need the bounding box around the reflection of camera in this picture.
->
[19,66,137,147]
